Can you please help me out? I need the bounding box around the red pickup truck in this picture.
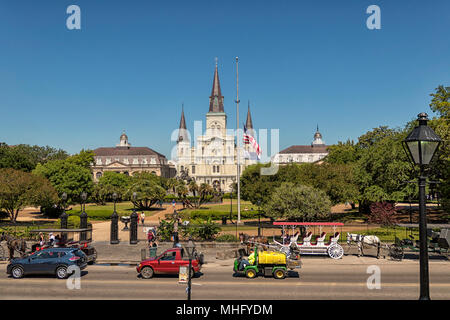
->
[137,247,204,279]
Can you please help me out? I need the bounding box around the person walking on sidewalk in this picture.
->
[140,212,145,225]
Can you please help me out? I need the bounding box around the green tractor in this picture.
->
[233,245,301,279]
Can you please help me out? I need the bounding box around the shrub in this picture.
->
[184,218,221,240]
[215,234,238,242]
[188,210,259,221]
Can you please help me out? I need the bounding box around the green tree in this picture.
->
[33,158,94,204]
[428,85,450,211]
[353,127,414,212]
[263,182,332,221]
[0,168,58,222]
[0,144,68,172]
[240,163,303,205]
[188,180,198,197]
[67,149,95,169]
[324,140,359,164]
[126,172,166,209]
[297,162,359,206]
[92,172,131,204]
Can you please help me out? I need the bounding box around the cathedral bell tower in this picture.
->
[206,58,227,138]
[177,105,190,166]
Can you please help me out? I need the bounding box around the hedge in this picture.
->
[187,210,260,220]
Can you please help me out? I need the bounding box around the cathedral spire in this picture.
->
[245,101,253,130]
[209,58,224,113]
[178,104,189,143]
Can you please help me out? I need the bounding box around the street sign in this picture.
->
[179,266,188,284]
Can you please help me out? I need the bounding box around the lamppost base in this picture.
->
[110,240,120,245]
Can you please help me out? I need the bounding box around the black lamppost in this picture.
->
[257,199,262,237]
[80,192,88,241]
[60,192,68,242]
[60,192,68,229]
[403,112,442,300]
[130,192,138,244]
[185,239,195,301]
[110,192,119,244]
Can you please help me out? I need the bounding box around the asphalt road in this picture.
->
[0,259,449,300]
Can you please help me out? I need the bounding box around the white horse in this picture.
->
[347,233,381,258]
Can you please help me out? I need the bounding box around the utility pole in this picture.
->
[235,57,241,224]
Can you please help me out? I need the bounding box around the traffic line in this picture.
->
[1,278,450,287]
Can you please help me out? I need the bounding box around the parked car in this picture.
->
[137,247,204,279]
[6,247,87,279]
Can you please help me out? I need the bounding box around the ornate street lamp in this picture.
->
[185,239,195,301]
[80,192,88,241]
[403,112,442,300]
[130,192,138,244]
[110,192,119,244]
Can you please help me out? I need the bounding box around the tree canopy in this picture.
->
[0,168,58,222]
[263,183,332,221]
[126,172,166,209]
[33,151,94,204]
[0,144,68,172]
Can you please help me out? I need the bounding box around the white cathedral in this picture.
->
[175,61,257,192]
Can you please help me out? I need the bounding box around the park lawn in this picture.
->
[184,200,254,213]
[182,200,261,221]
[67,201,162,221]
[347,226,420,243]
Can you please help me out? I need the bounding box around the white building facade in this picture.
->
[175,62,257,192]
[272,127,329,165]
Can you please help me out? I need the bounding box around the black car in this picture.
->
[6,248,87,279]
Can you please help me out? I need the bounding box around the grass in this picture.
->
[66,201,163,220]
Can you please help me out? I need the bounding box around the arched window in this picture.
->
[96,172,102,180]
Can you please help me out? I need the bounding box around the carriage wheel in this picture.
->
[0,246,6,261]
[88,248,97,265]
[389,245,404,261]
[328,244,344,259]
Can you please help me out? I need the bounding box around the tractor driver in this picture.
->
[239,248,255,271]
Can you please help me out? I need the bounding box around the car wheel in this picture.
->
[56,266,68,279]
[141,266,154,279]
[11,266,24,279]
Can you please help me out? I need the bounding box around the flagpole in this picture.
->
[235,56,241,224]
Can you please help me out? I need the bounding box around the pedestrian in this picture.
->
[173,218,179,248]
[39,232,45,247]
[49,232,55,246]
[172,199,176,210]
[140,212,145,225]
[147,229,154,246]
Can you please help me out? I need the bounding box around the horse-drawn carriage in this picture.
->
[0,228,97,264]
[388,225,450,261]
[29,228,97,264]
[273,222,345,260]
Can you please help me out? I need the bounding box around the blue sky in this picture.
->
[0,0,449,158]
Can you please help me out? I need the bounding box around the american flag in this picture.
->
[243,124,261,160]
